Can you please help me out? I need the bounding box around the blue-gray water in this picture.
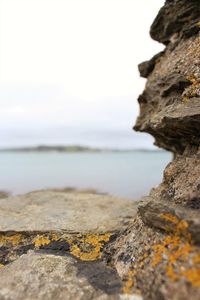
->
[0,151,171,199]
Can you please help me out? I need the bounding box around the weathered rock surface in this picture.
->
[150,0,200,44]
[0,190,141,300]
[0,190,136,233]
[1,1,199,299]
[107,1,200,299]
[0,251,123,300]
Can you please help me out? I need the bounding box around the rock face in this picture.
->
[0,190,141,300]
[108,1,200,299]
[0,1,199,300]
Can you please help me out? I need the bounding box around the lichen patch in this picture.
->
[0,234,22,247]
[151,214,200,287]
[67,233,112,261]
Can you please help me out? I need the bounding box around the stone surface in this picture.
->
[0,190,137,267]
[0,191,141,300]
[108,1,200,299]
[0,189,137,268]
[0,190,136,233]
[0,251,128,300]
[1,1,200,300]
[150,0,200,44]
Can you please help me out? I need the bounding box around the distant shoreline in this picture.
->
[0,145,165,153]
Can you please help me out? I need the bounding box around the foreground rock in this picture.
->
[0,190,135,233]
[0,190,140,300]
[107,1,200,299]
[0,252,123,300]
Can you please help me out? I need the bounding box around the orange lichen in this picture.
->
[160,213,179,224]
[0,231,112,262]
[166,264,179,281]
[34,235,51,247]
[67,233,112,261]
[152,244,167,267]
[123,269,136,294]
[182,268,200,287]
[193,254,200,264]
[33,233,61,248]
[0,234,22,246]
[151,213,200,287]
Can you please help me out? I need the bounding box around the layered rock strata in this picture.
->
[108,1,200,299]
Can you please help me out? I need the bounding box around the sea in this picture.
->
[0,150,171,200]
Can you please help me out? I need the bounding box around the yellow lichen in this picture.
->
[0,263,4,268]
[34,235,51,247]
[123,269,136,294]
[0,234,22,246]
[67,233,111,261]
[151,214,200,287]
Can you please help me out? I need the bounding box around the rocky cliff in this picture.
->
[0,1,199,300]
[107,1,200,299]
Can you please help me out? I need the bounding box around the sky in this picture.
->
[0,0,164,149]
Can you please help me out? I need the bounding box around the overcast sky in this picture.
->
[0,0,164,149]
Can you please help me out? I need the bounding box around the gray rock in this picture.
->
[0,190,137,266]
[0,251,117,300]
[0,251,143,300]
[0,191,142,300]
[0,190,137,233]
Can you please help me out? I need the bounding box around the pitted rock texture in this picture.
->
[109,1,200,299]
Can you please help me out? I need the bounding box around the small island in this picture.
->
[0,145,162,153]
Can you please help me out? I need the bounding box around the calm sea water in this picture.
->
[0,151,171,200]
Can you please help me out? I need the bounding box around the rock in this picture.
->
[0,190,136,233]
[138,51,164,78]
[1,1,200,299]
[134,37,200,153]
[150,0,200,44]
[0,190,137,266]
[138,199,200,244]
[0,251,123,300]
[108,1,200,299]
[0,191,141,300]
